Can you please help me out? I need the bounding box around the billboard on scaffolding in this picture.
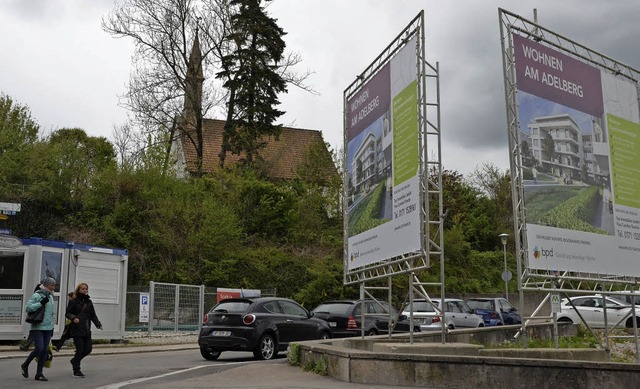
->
[344,29,424,272]
[507,22,640,276]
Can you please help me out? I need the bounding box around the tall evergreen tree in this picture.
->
[216,0,287,167]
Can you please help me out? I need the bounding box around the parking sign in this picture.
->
[139,293,149,323]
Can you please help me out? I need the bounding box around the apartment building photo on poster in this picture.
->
[511,32,640,277]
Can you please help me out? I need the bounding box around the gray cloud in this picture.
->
[1,0,638,175]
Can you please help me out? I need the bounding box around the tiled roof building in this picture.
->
[172,32,336,182]
[173,119,336,181]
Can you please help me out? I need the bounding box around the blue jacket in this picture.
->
[25,287,55,331]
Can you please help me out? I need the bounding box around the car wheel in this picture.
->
[254,333,277,360]
[200,347,221,361]
[319,331,331,340]
[558,317,573,324]
[366,329,378,336]
[625,317,640,328]
[478,323,485,328]
[447,324,455,330]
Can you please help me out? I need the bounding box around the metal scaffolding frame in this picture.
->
[342,11,444,341]
[499,8,640,359]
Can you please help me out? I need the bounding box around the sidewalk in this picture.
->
[0,342,198,360]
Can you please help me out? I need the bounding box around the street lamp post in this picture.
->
[499,233,509,300]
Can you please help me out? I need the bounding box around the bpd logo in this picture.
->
[533,245,553,259]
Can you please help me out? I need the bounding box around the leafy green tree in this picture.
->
[46,128,117,202]
[0,94,39,156]
[0,94,40,197]
[216,0,287,166]
[469,163,513,249]
[82,170,243,284]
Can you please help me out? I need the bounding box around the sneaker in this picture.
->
[20,363,28,378]
[73,371,85,378]
[34,374,48,381]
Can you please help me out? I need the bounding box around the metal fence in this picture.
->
[125,283,276,333]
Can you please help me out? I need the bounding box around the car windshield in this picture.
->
[467,300,493,310]
[312,303,352,315]
[211,301,251,313]
[403,301,436,312]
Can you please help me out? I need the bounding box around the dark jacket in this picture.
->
[65,293,102,337]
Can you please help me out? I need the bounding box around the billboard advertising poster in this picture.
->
[512,34,640,276]
[346,36,421,270]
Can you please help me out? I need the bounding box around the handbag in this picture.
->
[26,304,46,324]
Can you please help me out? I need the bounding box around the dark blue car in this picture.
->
[466,298,521,326]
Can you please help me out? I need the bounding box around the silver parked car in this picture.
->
[402,298,484,330]
[557,295,640,329]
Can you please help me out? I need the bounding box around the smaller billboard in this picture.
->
[345,35,422,270]
[216,288,261,303]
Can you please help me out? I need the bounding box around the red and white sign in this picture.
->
[216,288,261,303]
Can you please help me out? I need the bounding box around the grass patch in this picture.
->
[525,186,584,221]
[348,183,390,236]
[496,326,599,349]
[287,343,301,366]
[303,355,328,375]
[526,186,606,234]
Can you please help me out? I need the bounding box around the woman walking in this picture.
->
[66,282,102,378]
[21,277,56,381]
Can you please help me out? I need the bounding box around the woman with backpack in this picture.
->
[66,282,102,378]
[20,277,56,381]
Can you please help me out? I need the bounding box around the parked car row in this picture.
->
[198,297,420,361]
[197,293,640,361]
[401,297,522,330]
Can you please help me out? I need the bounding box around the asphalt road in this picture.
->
[4,348,406,388]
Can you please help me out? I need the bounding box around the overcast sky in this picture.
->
[2,0,639,176]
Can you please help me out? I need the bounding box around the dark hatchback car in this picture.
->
[198,297,331,361]
[466,297,521,326]
[311,299,419,337]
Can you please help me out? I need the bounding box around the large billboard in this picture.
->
[345,35,422,270]
[511,33,640,276]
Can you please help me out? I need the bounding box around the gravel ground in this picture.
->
[123,331,198,345]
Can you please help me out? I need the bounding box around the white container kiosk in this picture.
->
[0,237,128,341]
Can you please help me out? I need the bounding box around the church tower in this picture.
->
[183,27,204,125]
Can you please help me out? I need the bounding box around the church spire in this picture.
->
[184,26,204,118]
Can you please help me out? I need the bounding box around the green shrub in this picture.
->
[287,343,301,366]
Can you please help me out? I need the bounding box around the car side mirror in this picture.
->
[399,314,408,321]
[511,308,518,312]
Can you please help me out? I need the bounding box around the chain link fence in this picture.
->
[125,283,276,333]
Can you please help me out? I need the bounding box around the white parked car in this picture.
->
[402,298,484,330]
[557,295,640,329]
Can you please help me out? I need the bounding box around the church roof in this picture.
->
[179,119,337,181]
